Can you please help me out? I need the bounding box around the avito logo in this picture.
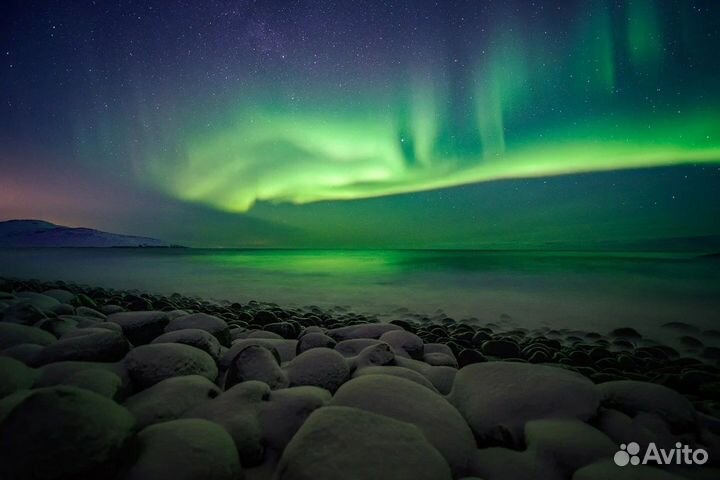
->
[614,442,709,467]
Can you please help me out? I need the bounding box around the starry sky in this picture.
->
[1,0,719,248]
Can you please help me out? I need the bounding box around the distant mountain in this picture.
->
[0,219,180,247]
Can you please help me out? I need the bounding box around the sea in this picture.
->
[1,248,718,340]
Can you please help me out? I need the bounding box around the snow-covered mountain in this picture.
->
[0,220,178,247]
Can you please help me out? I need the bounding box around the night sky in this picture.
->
[1,0,719,248]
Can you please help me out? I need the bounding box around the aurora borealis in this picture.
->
[1,0,719,248]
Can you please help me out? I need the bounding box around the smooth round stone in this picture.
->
[184,381,267,466]
[222,338,297,365]
[449,362,600,445]
[0,322,56,349]
[108,311,170,345]
[0,343,44,366]
[56,367,125,399]
[335,338,384,357]
[121,419,241,480]
[424,352,459,368]
[41,289,76,304]
[225,344,288,390]
[353,365,438,392]
[352,342,395,368]
[35,328,129,365]
[124,375,221,429]
[327,323,403,341]
[525,419,616,472]
[0,386,135,480]
[597,380,696,430]
[572,460,687,480]
[331,374,475,476]
[481,339,520,358]
[276,406,452,480]
[0,356,37,398]
[124,343,218,390]
[284,348,349,393]
[379,330,424,359]
[152,329,222,361]
[297,332,336,354]
[165,313,231,347]
[14,291,61,311]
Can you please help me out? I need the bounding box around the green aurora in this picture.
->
[139,0,720,213]
[2,0,719,248]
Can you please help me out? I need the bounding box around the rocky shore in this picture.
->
[1,276,719,479]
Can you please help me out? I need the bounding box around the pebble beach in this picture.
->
[1,276,719,480]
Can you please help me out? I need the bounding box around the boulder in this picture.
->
[327,323,403,341]
[525,419,616,472]
[108,311,170,345]
[222,338,297,366]
[0,343,43,366]
[424,352,459,368]
[0,356,37,398]
[165,313,231,347]
[121,419,241,480]
[331,374,475,476]
[35,361,130,395]
[55,367,125,399]
[598,380,696,430]
[41,289,76,304]
[225,344,288,390]
[572,460,687,480]
[184,381,267,466]
[35,328,129,365]
[351,342,396,369]
[124,343,218,389]
[379,330,424,359]
[449,362,600,445]
[152,329,222,361]
[275,406,452,480]
[334,338,384,357]
[0,322,56,349]
[297,332,336,354]
[284,348,349,393]
[0,386,135,479]
[14,291,61,311]
[259,386,331,452]
[124,375,221,429]
[353,365,438,391]
[469,447,562,480]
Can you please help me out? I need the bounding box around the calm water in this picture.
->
[1,248,718,337]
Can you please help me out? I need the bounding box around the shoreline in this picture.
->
[2,275,720,478]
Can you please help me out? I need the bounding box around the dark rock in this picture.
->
[297,332,336,354]
[121,419,241,480]
[35,328,129,365]
[225,344,288,390]
[276,406,452,480]
[108,311,170,345]
[0,356,37,398]
[609,327,641,339]
[481,339,520,358]
[284,348,349,393]
[124,343,218,390]
[123,375,221,429]
[0,322,56,349]
[165,313,230,347]
[0,386,135,479]
[458,349,487,367]
[449,362,600,445]
[379,330,424,359]
[152,328,222,361]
